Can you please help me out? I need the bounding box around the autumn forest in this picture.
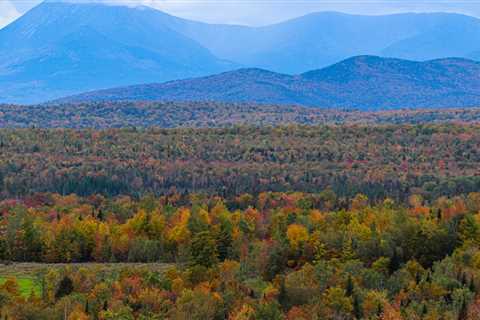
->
[0,123,478,319]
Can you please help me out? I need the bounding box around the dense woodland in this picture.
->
[1,125,480,202]
[1,191,480,318]
[2,102,480,128]
[1,123,480,318]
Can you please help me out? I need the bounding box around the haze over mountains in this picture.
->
[169,11,480,73]
[0,1,233,104]
[1,0,480,105]
[60,56,480,110]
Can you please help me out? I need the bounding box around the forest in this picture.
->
[1,124,480,319]
[0,191,480,319]
[2,102,480,128]
[0,125,480,203]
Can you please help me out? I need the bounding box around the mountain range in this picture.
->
[1,1,480,104]
[0,1,233,104]
[59,56,480,110]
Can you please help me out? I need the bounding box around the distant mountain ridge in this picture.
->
[163,11,480,73]
[1,1,480,104]
[0,1,233,104]
[58,56,480,110]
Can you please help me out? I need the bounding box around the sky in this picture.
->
[2,0,480,28]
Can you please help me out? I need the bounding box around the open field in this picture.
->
[0,263,173,298]
[0,276,41,297]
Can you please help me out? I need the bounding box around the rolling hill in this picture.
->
[58,56,480,110]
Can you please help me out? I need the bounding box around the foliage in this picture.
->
[1,124,480,203]
[0,191,476,318]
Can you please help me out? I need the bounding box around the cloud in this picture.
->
[8,0,480,26]
[126,0,480,25]
[0,0,20,28]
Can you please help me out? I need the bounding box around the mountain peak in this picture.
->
[0,0,233,104]
[223,68,286,76]
[1,4,480,104]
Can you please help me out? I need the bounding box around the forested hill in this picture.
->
[3,102,480,128]
[58,56,480,110]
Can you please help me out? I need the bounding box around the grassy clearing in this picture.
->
[0,263,173,298]
[0,276,41,297]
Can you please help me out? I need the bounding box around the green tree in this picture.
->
[190,231,218,268]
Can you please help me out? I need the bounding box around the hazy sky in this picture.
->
[2,0,480,28]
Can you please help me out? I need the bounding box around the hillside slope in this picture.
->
[60,56,480,110]
[0,2,232,104]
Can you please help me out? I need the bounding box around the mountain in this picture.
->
[163,11,480,74]
[381,14,480,61]
[58,68,311,105]
[2,1,480,104]
[58,56,480,110]
[0,1,232,104]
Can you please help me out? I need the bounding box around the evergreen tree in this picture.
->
[389,248,401,274]
[353,294,362,319]
[469,278,476,293]
[55,276,73,299]
[346,275,354,297]
[216,223,232,261]
[422,304,428,316]
[190,231,218,268]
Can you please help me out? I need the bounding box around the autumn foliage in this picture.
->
[0,191,478,318]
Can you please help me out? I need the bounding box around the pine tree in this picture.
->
[342,236,355,261]
[97,209,104,221]
[55,276,73,300]
[216,224,232,261]
[422,304,428,316]
[389,248,401,274]
[469,278,476,293]
[278,277,287,310]
[353,294,362,319]
[346,275,354,297]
